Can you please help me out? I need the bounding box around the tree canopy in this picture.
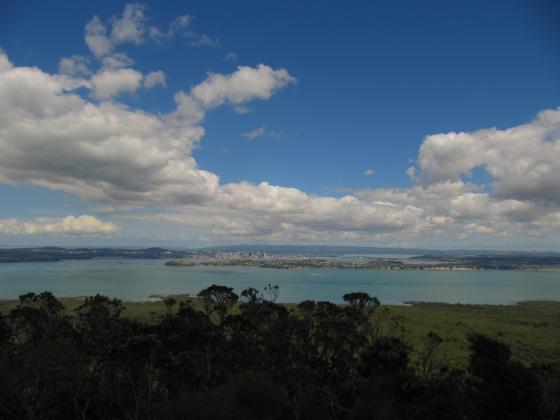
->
[0,288,556,419]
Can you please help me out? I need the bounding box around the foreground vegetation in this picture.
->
[2,296,558,367]
[0,287,558,419]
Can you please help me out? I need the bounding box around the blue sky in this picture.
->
[0,0,559,248]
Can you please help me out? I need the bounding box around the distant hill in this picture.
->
[0,247,188,263]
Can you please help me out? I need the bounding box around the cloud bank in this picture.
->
[0,216,119,236]
[413,110,560,206]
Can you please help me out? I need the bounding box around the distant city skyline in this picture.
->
[0,0,560,249]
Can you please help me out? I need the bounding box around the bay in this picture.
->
[0,259,559,304]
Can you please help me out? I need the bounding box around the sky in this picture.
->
[0,0,559,249]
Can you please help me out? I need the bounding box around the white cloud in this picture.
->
[463,223,498,236]
[90,68,143,99]
[405,166,416,179]
[0,50,12,73]
[171,64,296,125]
[58,55,91,77]
[242,126,266,140]
[85,16,113,58]
[191,64,296,108]
[0,55,294,208]
[144,70,166,88]
[413,109,560,205]
[84,4,147,58]
[101,52,134,69]
[363,169,375,176]
[0,215,119,236]
[110,3,146,45]
[352,178,560,241]
[127,184,424,241]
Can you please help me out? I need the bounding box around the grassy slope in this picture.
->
[381,301,560,368]
[1,297,558,367]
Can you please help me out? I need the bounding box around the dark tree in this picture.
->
[467,333,541,420]
[343,292,380,318]
[0,287,554,420]
[197,285,239,323]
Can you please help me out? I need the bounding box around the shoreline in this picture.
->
[165,260,560,272]
[2,257,560,271]
[4,256,560,271]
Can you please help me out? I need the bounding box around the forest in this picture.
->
[0,286,558,419]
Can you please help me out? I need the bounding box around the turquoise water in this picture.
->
[0,259,559,304]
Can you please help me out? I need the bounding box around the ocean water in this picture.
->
[0,259,559,304]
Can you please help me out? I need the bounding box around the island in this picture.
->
[164,259,195,267]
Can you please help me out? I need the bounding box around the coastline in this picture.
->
[164,259,560,272]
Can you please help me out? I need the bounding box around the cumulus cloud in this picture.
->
[77,4,219,100]
[101,52,135,69]
[90,68,143,99]
[76,4,220,103]
[170,64,296,126]
[85,16,113,58]
[191,64,296,108]
[144,70,166,88]
[0,53,297,209]
[363,169,374,176]
[58,55,91,77]
[110,3,146,45]
[213,182,423,237]
[352,177,560,241]
[0,215,119,236]
[127,183,424,242]
[459,223,499,239]
[412,109,560,205]
[85,4,147,58]
[0,50,12,73]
